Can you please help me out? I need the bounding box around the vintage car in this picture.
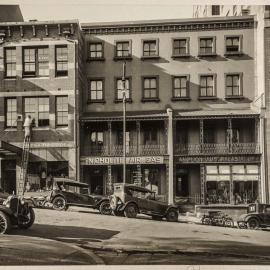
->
[237,203,270,229]
[109,183,179,222]
[0,188,9,205]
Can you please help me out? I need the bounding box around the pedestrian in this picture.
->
[23,115,32,139]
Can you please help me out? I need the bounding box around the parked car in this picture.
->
[109,183,179,222]
[0,188,9,205]
[237,203,270,229]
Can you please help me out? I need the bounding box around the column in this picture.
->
[199,119,204,153]
[260,116,267,203]
[136,120,141,155]
[227,118,232,153]
[167,108,174,204]
[200,164,205,204]
[108,121,112,155]
[107,165,113,195]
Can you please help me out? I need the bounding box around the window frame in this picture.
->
[171,75,190,101]
[141,39,159,59]
[171,38,190,58]
[225,73,243,99]
[22,46,49,78]
[4,47,16,78]
[88,78,105,103]
[55,45,68,77]
[5,98,17,128]
[198,36,216,57]
[141,76,160,102]
[198,74,217,99]
[114,77,132,103]
[114,40,132,60]
[224,35,243,56]
[88,41,105,61]
[56,96,69,127]
[211,5,220,15]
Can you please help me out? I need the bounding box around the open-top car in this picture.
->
[110,183,179,222]
[237,203,270,229]
[0,188,9,205]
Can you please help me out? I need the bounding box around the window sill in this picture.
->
[4,128,17,131]
[32,127,50,131]
[22,76,49,79]
[113,56,133,61]
[225,96,244,100]
[114,99,132,103]
[87,57,105,62]
[4,77,16,80]
[141,98,160,103]
[198,53,217,57]
[141,56,160,60]
[55,75,68,79]
[56,126,68,129]
[224,52,243,57]
[172,54,190,59]
[171,97,191,101]
[198,96,218,100]
[87,100,106,104]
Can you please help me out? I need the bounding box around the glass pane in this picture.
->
[206,165,218,174]
[151,78,156,88]
[232,165,245,174]
[90,81,96,90]
[219,165,230,174]
[97,81,102,90]
[246,165,259,174]
[174,78,180,88]
[226,76,232,86]
[144,79,150,89]
[233,75,239,86]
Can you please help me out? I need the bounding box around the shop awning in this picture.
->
[0,141,22,157]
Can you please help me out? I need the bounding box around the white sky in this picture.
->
[0,0,269,23]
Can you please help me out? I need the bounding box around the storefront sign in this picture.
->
[206,175,230,181]
[13,141,75,149]
[232,175,259,181]
[81,156,164,165]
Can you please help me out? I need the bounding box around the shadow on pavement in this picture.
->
[11,224,120,244]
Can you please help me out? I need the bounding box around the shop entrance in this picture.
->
[2,160,16,194]
[90,175,103,194]
[176,170,189,197]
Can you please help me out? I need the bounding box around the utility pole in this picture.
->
[122,62,126,184]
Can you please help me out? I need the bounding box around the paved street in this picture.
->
[1,207,270,265]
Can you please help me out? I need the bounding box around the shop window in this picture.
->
[4,47,16,78]
[55,45,68,76]
[142,77,159,101]
[116,78,131,101]
[24,97,49,127]
[5,98,17,128]
[142,39,159,58]
[115,40,131,58]
[212,5,220,15]
[88,79,104,102]
[172,76,189,99]
[89,42,104,59]
[90,131,104,145]
[172,38,189,57]
[143,168,159,194]
[199,75,216,97]
[206,181,230,204]
[226,74,242,97]
[225,36,242,55]
[56,96,68,126]
[233,181,258,204]
[23,47,49,77]
[199,37,216,56]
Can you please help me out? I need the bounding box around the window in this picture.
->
[172,38,189,56]
[144,129,157,145]
[115,41,131,58]
[204,129,215,143]
[55,46,68,76]
[172,76,189,99]
[116,78,131,101]
[142,40,158,57]
[24,97,49,127]
[226,74,242,97]
[90,131,104,155]
[199,75,215,97]
[89,79,104,101]
[225,36,242,55]
[211,5,220,15]
[89,42,103,59]
[23,47,49,77]
[6,98,17,128]
[142,77,158,100]
[199,37,216,56]
[5,48,16,78]
[56,96,68,126]
[232,129,240,143]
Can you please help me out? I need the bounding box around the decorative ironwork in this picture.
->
[231,143,260,154]
[140,144,167,155]
[112,145,137,156]
[200,164,205,204]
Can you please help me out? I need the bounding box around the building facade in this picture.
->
[80,16,264,205]
[0,20,82,194]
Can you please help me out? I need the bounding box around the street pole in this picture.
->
[122,62,126,184]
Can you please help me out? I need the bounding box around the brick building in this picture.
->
[0,20,82,193]
[80,16,264,205]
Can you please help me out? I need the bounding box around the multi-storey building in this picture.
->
[80,16,264,205]
[0,20,82,193]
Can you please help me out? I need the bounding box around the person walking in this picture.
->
[23,115,32,139]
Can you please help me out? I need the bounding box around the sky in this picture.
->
[0,0,268,23]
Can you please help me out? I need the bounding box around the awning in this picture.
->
[0,141,22,157]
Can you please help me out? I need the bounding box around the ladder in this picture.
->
[17,136,31,196]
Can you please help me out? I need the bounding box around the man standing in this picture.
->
[23,115,32,139]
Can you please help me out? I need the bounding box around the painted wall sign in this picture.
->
[81,156,164,165]
[232,175,259,181]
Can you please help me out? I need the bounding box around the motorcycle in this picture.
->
[201,211,234,228]
[0,195,35,234]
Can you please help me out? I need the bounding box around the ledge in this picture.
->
[224,52,243,57]
[198,53,217,57]
[87,100,106,104]
[113,56,133,61]
[171,97,191,101]
[171,54,191,59]
[141,56,160,60]
[225,96,244,100]
[141,98,160,103]
[198,96,218,100]
[87,57,105,62]
[114,99,132,103]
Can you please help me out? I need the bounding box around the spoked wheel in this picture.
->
[124,204,138,218]
[0,211,11,234]
[99,201,112,215]
[166,209,179,222]
[18,207,35,229]
[247,218,260,230]
[202,216,211,225]
[52,197,67,211]
[224,218,234,228]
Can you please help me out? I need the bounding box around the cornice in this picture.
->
[82,17,255,35]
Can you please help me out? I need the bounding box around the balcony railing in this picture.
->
[175,143,260,155]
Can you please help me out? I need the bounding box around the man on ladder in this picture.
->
[23,115,32,140]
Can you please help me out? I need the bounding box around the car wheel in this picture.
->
[152,215,162,221]
[112,210,124,217]
[124,204,138,218]
[52,197,66,211]
[224,218,234,228]
[18,207,35,229]
[247,218,260,230]
[0,211,11,234]
[166,209,178,222]
[237,221,247,229]
[201,216,211,225]
[99,201,112,215]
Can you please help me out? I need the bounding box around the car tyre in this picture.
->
[201,216,211,225]
[124,204,138,218]
[224,218,234,228]
[237,221,247,229]
[18,207,35,229]
[247,218,260,230]
[166,209,178,222]
[52,197,66,211]
[0,211,11,234]
[99,201,112,215]
[112,210,124,217]
[152,215,163,221]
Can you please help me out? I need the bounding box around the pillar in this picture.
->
[167,108,174,204]
[227,118,232,153]
[136,120,141,155]
[260,116,267,203]
[200,164,205,204]
[107,165,113,195]
[108,121,112,155]
[199,119,204,153]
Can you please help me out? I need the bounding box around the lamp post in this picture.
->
[122,62,127,184]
